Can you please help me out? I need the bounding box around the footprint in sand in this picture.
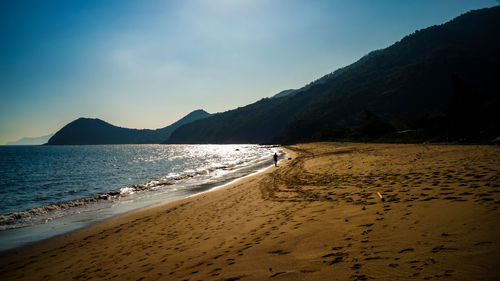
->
[398,248,414,253]
[431,245,458,253]
[351,263,363,270]
[474,241,492,246]
[268,249,290,255]
[322,252,348,265]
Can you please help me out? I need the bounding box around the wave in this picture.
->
[0,192,119,230]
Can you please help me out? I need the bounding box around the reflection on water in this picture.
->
[0,144,282,250]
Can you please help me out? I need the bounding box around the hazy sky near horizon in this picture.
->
[0,0,497,144]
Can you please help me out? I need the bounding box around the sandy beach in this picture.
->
[1,142,499,280]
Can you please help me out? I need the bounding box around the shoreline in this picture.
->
[0,160,279,256]
[1,142,498,280]
[0,149,286,266]
[0,150,284,251]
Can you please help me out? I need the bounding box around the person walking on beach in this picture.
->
[273,153,278,167]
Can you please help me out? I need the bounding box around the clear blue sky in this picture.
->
[0,0,497,144]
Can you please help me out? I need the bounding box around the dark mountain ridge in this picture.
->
[271,49,382,99]
[47,109,211,145]
[166,6,500,144]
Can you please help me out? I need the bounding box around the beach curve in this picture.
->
[0,142,499,280]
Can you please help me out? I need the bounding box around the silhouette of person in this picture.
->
[273,153,278,167]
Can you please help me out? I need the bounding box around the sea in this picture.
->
[0,144,282,251]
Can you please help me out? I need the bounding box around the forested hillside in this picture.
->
[166,7,500,144]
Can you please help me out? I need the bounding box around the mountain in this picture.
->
[165,7,500,144]
[6,134,54,145]
[47,110,211,145]
[272,89,297,99]
[271,49,382,99]
[164,97,300,144]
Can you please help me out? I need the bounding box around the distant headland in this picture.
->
[46,110,211,145]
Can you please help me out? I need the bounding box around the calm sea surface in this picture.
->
[0,144,281,250]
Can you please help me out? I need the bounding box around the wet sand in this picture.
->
[1,142,499,280]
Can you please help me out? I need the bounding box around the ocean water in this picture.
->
[0,144,281,250]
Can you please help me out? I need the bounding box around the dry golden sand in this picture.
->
[1,142,499,281]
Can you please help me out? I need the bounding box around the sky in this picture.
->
[0,0,498,144]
